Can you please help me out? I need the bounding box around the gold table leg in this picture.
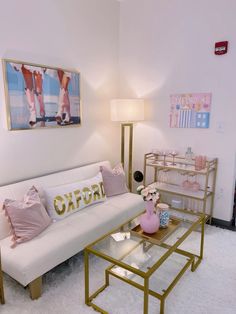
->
[143,277,149,314]
[160,298,165,314]
[84,250,90,305]
[84,251,110,312]
[105,269,110,287]
[191,217,205,272]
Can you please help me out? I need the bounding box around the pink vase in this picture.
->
[140,201,160,234]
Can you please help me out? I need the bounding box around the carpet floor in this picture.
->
[1,225,236,314]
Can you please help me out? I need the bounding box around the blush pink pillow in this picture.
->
[100,163,129,197]
[3,186,52,248]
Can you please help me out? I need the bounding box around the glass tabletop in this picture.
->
[87,209,203,275]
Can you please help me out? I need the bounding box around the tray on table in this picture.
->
[131,217,181,245]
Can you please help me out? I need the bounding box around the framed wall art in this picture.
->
[170,93,211,128]
[3,59,81,130]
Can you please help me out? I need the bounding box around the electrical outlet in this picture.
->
[216,121,224,133]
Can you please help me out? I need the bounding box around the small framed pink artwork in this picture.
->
[169,93,212,128]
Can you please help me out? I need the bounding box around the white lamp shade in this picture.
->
[110,99,144,122]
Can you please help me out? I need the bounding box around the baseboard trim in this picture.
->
[210,218,236,231]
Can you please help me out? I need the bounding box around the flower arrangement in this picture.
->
[137,185,159,203]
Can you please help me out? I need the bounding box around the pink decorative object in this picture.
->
[192,181,200,192]
[3,186,52,248]
[201,156,207,169]
[140,200,160,234]
[182,179,191,189]
[195,156,202,170]
[195,155,207,170]
[100,163,128,197]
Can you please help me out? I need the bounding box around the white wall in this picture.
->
[0,0,120,184]
[0,0,235,221]
[119,0,236,221]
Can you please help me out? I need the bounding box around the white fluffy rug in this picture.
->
[1,225,236,314]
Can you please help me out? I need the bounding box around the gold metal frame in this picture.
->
[2,58,82,131]
[143,153,218,221]
[0,249,5,304]
[84,210,205,314]
[121,123,133,191]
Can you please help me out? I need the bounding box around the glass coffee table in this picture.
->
[84,208,205,314]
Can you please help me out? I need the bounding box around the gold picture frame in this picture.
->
[3,59,81,130]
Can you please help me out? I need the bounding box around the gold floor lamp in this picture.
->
[110,99,144,192]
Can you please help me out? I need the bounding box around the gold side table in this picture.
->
[0,249,5,304]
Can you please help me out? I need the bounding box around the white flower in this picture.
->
[148,188,157,194]
[137,185,145,192]
[152,194,159,202]
[138,184,159,202]
[145,194,153,201]
[141,188,149,197]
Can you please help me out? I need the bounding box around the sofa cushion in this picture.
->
[100,163,128,196]
[3,186,52,247]
[43,172,106,221]
[0,193,143,286]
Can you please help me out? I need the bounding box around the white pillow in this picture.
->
[43,172,106,220]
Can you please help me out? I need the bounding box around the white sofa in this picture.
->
[0,161,144,299]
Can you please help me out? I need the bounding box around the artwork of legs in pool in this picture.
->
[3,59,81,130]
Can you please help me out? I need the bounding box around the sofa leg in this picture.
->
[0,276,4,304]
[0,255,5,304]
[29,276,42,300]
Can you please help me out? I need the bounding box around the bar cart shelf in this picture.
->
[143,153,218,220]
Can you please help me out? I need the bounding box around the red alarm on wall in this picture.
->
[215,41,228,55]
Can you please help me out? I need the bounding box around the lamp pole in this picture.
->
[110,98,144,193]
[121,123,133,191]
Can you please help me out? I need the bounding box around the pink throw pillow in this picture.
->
[100,163,128,197]
[3,186,52,248]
